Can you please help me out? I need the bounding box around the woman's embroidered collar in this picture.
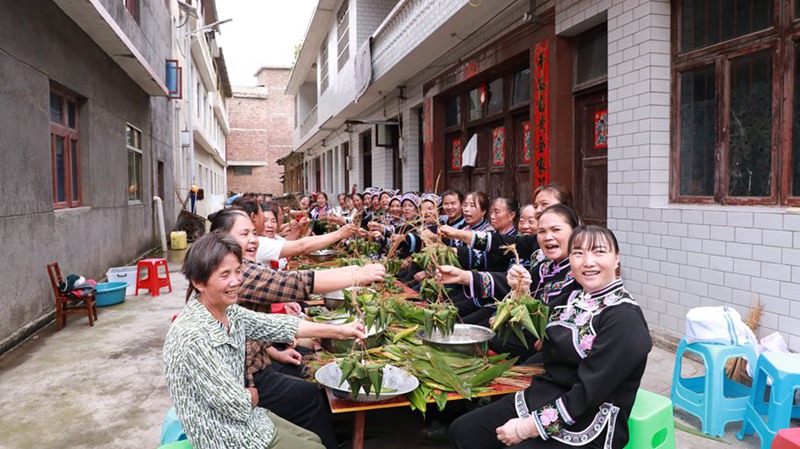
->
[501,226,517,237]
[542,257,571,277]
[469,218,489,231]
[575,279,624,310]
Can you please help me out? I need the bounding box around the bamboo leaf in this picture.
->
[434,389,449,411]
[430,352,472,399]
[466,358,517,388]
[392,324,420,343]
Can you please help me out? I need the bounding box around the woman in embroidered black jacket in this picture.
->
[441,183,573,270]
[437,206,581,360]
[449,226,651,449]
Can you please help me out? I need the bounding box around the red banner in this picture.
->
[533,40,550,188]
[423,97,434,191]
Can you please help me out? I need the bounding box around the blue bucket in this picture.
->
[96,282,127,307]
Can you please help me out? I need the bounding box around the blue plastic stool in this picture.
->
[623,389,676,449]
[670,339,757,437]
[160,407,187,444]
[736,352,800,449]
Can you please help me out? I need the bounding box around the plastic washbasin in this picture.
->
[95,282,127,307]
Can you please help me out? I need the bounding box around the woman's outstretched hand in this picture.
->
[507,264,532,291]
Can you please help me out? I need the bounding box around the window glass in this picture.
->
[576,30,607,85]
[55,136,66,202]
[446,96,461,127]
[468,88,482,121]
[679,65,716,196]
[126,125,143,201]
[50,93,63,124]
[337,0,350,70]
[728,50,772,197]
[67,102,76,128]
[487,78,503,116]
[71,140,79,201]
[512,68,531,105]
[680,0,773,52]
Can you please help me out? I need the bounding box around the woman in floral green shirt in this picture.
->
[163,232,366,449]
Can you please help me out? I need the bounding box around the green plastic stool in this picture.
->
[157,440,192,449]
[623,389,676,449]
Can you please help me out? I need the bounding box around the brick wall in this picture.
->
[226,68,293,196]
[557,0,800,351]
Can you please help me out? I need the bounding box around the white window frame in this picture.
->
[126,123,143,203]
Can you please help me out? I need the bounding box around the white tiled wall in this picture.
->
[558,0,800,351]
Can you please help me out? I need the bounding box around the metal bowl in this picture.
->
[308,249,339,263]
[315,362,419,402]
[418,324,495,357]
[319,320,386,354]
[322,290,345,310]
[321,287,377,310]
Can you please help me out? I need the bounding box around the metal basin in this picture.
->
[322,290,345,310]
[308,249,338,263]
[418,324,495,357]
[321,287,377,311]
[315,362,419,402]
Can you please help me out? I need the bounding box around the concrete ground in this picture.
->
[0,253,779,448]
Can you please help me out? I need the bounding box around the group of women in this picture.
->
[163,182,652,449]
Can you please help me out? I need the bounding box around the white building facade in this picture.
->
[287,0,800,350]
[171,0,231,218]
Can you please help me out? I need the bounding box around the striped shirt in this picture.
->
[163,296,300,449]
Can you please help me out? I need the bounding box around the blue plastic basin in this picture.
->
[96,282,127,307]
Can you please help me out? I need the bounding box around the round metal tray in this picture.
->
[315,362,419,402]
[418,323,495,356]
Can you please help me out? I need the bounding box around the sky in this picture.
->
[216,0,317,86]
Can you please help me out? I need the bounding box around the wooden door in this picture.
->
[342,142,350,192]
[574,89,608,226]
[361,131,372,188]
[458,122,514,198]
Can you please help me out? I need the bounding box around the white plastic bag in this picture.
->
[684,306,758,347]
[758,331,788,355]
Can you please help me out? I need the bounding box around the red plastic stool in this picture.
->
[773,429,800,449]
[136,258,172,297]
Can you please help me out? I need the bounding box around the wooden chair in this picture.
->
[46,262,97,330]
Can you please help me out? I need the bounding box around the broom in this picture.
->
[725,300,763,385]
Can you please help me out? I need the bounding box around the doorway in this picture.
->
[361,130,372,188]
[574,89,608,227]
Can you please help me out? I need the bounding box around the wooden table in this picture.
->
[325,374,535,449]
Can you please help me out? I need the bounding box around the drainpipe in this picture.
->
[153,196,168,252]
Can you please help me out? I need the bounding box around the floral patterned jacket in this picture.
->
[514,279,651,448]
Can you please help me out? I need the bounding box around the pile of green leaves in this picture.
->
[492,295,549,348]
[413,242,461,302]
[384,258,403,276]
[337,352,388,397]
[375,275,404,295]
[374,344,517,415]
[347,239,381,258]
[343,288,392,332]
[492,245,549,348]
[336,257,368,267]
[390,298,457,337]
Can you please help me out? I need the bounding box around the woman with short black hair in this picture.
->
[164,232,367,449]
